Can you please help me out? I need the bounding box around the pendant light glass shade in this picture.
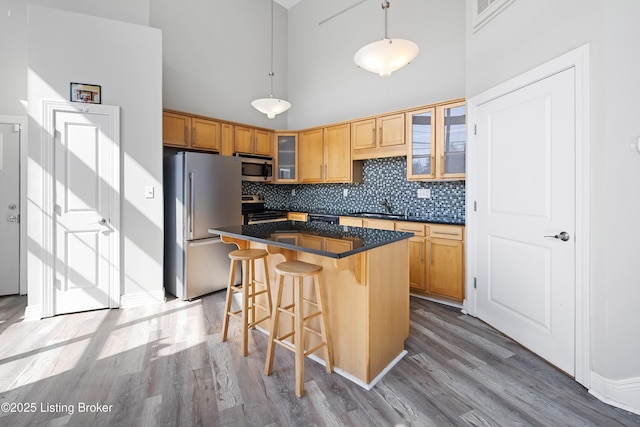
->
[251,96,291,119]
[252,0,291,119]
[354,1,419,78]
[354,38,419,78]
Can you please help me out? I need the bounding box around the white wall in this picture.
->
[0,0,150,116]
[26,5,164,313]
[287,0,466,129]
[466,0,640,413]
[150,0,290,130]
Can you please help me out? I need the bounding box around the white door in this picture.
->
[474,68,576,375]
[53,107,119,315]
[0,123,21,296]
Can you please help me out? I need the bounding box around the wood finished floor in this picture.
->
[0,293,638,427]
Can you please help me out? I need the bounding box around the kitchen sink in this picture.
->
[350,212,406,220]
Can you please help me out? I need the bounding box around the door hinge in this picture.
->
[474,200,477,211]
[13,123,21,133]
[474,124,477,135]
[474,277,477,289]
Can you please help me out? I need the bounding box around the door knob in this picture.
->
[99,218,107,225]
[544,231,570,241]
[7,215,17,223]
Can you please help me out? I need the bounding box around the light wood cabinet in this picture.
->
[341,216,465,303]
[235,126,273,157]
[436,100,467,180]
[396,222,428,293]
[275,133,298,183]
[220,123,235,156]
[362,218,396,231]
[299,125,361,183]
[407,99,466,180]
[324,124,355,182]
[191,117,220,151]
[299,128,324,182]
[428,225,465,302]
[339,216,363,227]
[287,212,307,221]
[352,113,406,160]
[163,112,191,147]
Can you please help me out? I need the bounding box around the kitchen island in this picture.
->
[209,221,412,389]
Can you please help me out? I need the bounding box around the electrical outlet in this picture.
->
[145,186,155,199]
[417,188,430,199]
[291,188,296,196]
[343,189,349,197]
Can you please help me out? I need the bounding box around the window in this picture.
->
[472,0,515,32]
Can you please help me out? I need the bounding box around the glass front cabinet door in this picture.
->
[406,107,436,180]
[437,100,466,180]
[274,133,298,183]
[407,100,466,181]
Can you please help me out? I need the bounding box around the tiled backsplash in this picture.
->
[242,157,466,220]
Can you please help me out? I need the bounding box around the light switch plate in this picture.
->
[343,189,349,197]
[145,186,155,199]
[417,188,431,199]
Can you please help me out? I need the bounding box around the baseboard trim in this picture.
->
[23,304,42,321]
[119,289,166,308]
[590,371,640,416]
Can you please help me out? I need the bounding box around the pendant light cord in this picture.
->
[382,1,390,39]
[269,0,275,97]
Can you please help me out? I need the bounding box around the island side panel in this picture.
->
[295,251,369,383]
[366,239,410,383]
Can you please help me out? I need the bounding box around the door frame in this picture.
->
[0,115,28,296]
[40,101,120,317]
[465,44,591,387]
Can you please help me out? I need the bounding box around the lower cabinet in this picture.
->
[339,216,465,303]
[395,221,466,304]
[427,225,465,303]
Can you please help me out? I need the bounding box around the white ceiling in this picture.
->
[275,0,302,10]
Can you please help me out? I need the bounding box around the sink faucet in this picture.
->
[380,198,392,214]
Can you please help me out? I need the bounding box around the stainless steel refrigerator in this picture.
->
[164,152,241,300]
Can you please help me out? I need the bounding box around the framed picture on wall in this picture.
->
[70,82,101,104]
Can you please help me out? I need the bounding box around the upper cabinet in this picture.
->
[299,124,362,184]
[163,98,464,181]
[406,107,435,178]
[437,100,466,180]
[191,117,220,152]
[299,128,324,183]
[407,99,466,180]
[352,113,406,160]
[274,132,298,183]
[163,112,191,148]
[220,123,235,156]
[234,126,272,157]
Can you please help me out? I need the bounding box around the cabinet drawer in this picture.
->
[430,225,464,241]
[395,222,426,237]
[287,212,308,222]
[340,216,363,227]
[363,219,395,231]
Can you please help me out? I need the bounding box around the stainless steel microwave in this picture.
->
[237,154,273,182]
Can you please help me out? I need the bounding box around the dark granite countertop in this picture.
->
[276,209,465,226]
[209,221,413,259]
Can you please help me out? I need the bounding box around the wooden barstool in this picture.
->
[264,260,333,397]
[222,249,272,356]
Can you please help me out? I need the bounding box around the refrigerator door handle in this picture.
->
[188,172,195,240]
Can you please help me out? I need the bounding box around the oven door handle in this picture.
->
[248,218,288,224]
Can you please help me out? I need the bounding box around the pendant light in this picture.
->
[354,1,419,78]
[251,0,291,119]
